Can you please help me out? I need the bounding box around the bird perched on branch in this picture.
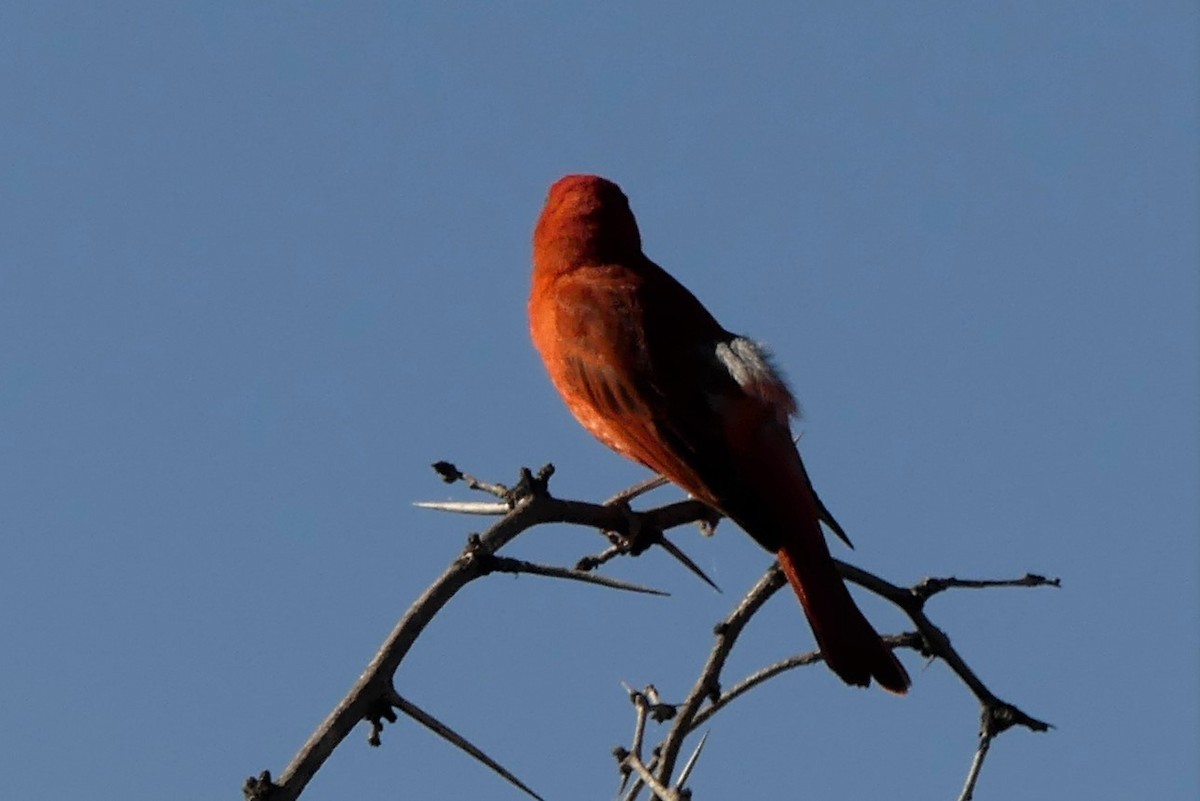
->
[528,174,909,694]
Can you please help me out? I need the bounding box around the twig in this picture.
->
[430,461,512,501]
[913,572,1060,601]
[605,474,670,505]
[621,752,678,801]
[958,732,992,801]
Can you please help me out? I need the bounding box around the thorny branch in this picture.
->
[620,558,1056,799]
[245,463,1057,801]
[244,463,713,801]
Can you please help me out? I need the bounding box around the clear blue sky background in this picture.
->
[2,4,1196,799]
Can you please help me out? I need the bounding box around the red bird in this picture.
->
[529,174,909,693]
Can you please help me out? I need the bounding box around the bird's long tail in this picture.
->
[776,534,910,694]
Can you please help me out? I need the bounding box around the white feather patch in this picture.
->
[714,337,799,417]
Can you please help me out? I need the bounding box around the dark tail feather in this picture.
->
[777,543,910,694]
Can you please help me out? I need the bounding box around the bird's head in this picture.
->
[533,174,643,275]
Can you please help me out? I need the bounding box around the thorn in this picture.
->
[657,535,721,593]
[676,730,710,789]
[392,691,546,801]
[413,500,510,515]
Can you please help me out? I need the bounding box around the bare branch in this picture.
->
[621,751,678,801]
[249,463,1056,800]
[958,731,992,801]
[625,687,651,768]
[628,557,1054,799]
[838,561,1055,734]
[651,564,789,786]
[247,464,720,801]
[913,572,1061,602]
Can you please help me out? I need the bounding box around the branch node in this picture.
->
[635,684,678,723]
[510,464,555,504]
[695,509,722,538]
[650,703,678,724]
[609,501,657,555]
[575,553,606,571]
[431,460,463,483]
[242,771,280,801]
[365,696,399,747]
[895,630,931,658]
[984,699,1053,737]
[459,533,489,569]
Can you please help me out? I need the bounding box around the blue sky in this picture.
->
[2,3,1196,799]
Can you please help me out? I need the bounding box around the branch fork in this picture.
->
[247,463,1057,801]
